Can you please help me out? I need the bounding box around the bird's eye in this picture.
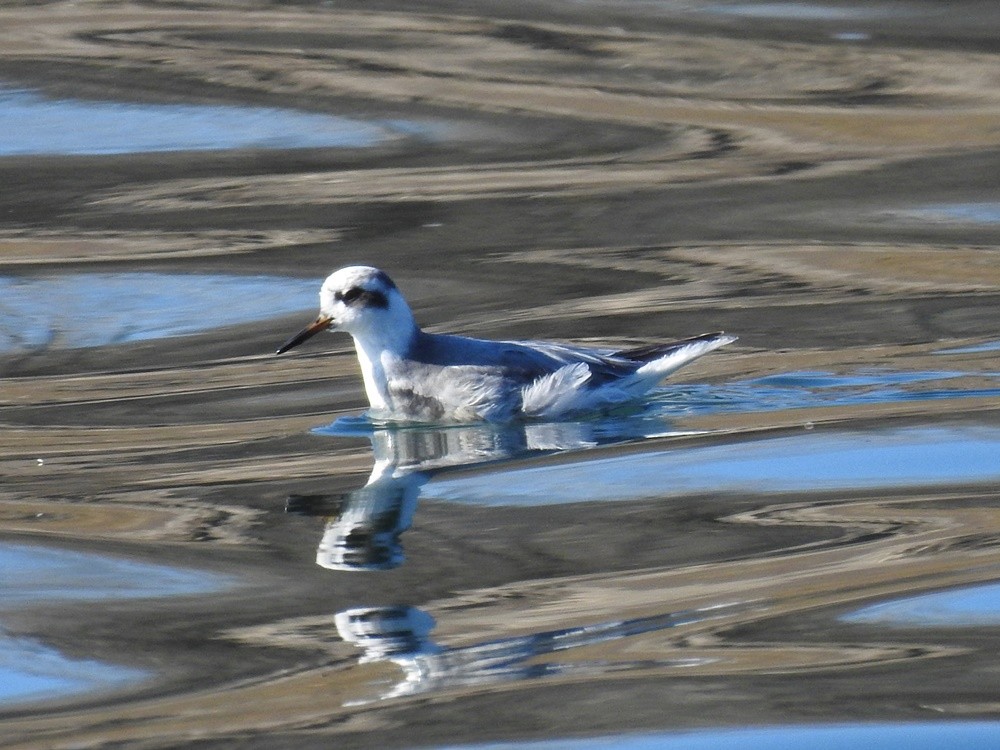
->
[337,287,364,304]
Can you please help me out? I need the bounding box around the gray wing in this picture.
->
[409,330,731,387]
[409,331,633,383]
[499,339,639,385]
[497,332,735,385]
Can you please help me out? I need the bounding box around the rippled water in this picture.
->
[0,273,317,351]
[651,369,1000,416]
[897,203,1000,225]
[3,1,1000,747]
[0,543,230,604]
[844,582,1000,627]
[0,543,231,705]
[0,633,147,707]
[438,722,1000,750]
[701,3,884,21]
[421,426,1000,506]
[0,87,427,155]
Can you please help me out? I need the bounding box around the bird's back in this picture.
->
[381,330,734,421]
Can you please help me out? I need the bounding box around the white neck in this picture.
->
[350,317,417,412]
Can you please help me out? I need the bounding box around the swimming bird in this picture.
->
[277,266,735,423]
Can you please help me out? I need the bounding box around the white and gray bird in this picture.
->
[277,266,736,423]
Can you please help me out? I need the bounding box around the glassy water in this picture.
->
[0,273,318,351]
[844,582,1000,627]
[435,722,1000,750]
[4,0,1000,745]
[0,87,429,155]
[420,426,1000,506]
[0,543,232,705]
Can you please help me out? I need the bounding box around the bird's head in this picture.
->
[276,266,415,354]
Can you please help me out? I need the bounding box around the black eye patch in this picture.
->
[335,286,389,308]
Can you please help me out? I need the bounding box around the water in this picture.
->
[5,0,1000,745]
[0,633,147,707]
[305,366,999,572]
[0,273,318,351]
[0,87,428,155]
[652,369,1000,417]
[335,604,723,702]
[436,722,1000,750]
[421,426,1000,506]
[0,542,230,604]
[0,542,232,706]
[701,3,884,21]
[935,340,1000,355]
[897,203,1000,225]
[844,582,1000,627]
[318,367,1000,449]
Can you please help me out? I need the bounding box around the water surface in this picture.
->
[0,87,426,155]
[0,542,230,605]
[0,633,147,707]
[422,426,1000,506]
[844,582,1000,627]
[0,273,317,351]
[0,542,231,706]
[437,721,1000,750]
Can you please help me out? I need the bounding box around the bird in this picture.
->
[277,266,736,423]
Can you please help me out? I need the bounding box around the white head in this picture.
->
[276,266,416,354]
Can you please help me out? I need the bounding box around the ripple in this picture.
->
[0,272,317,351]
[934,340,1000,355]
[436,721,1000,750]
[889,203,1000,225]
[0,633,147,707]
[701,3,883,21]
[0,542,232,706]
[650,369,1000,417]
[843,582,1000,627]
[422,426,1000,506]
[0,87,430,155]
[0,542,230,605]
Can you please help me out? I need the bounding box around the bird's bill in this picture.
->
[276,314,333,354]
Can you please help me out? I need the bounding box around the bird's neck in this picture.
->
[351,322,418,413]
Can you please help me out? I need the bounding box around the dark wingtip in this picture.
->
[615,331,737,361]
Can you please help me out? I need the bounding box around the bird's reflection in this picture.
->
[334,603,725,702]
[288,414,682,571]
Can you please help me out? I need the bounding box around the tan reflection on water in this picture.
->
[3,483,998,748]
[1,0,1000,748]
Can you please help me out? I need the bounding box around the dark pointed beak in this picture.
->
[276,314,333,354]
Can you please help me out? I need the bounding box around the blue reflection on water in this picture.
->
[0,542,230,605]
[0,633,147,706]
[437,721,1000,750]
[701,3,881,20]
[0,87,420,155]
[653,369,1000,417]
[844,582,1000,627]
[422,427,1000,506]
[0,542,231,706]
[0,273,318,351]
[904,203,1000,224]
[935,340,1000,355]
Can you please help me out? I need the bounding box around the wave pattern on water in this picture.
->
[0,273,318,351]
[0,87,425,155]
[649,368,1000,418]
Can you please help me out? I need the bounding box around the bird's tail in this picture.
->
[624,331,737,387]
